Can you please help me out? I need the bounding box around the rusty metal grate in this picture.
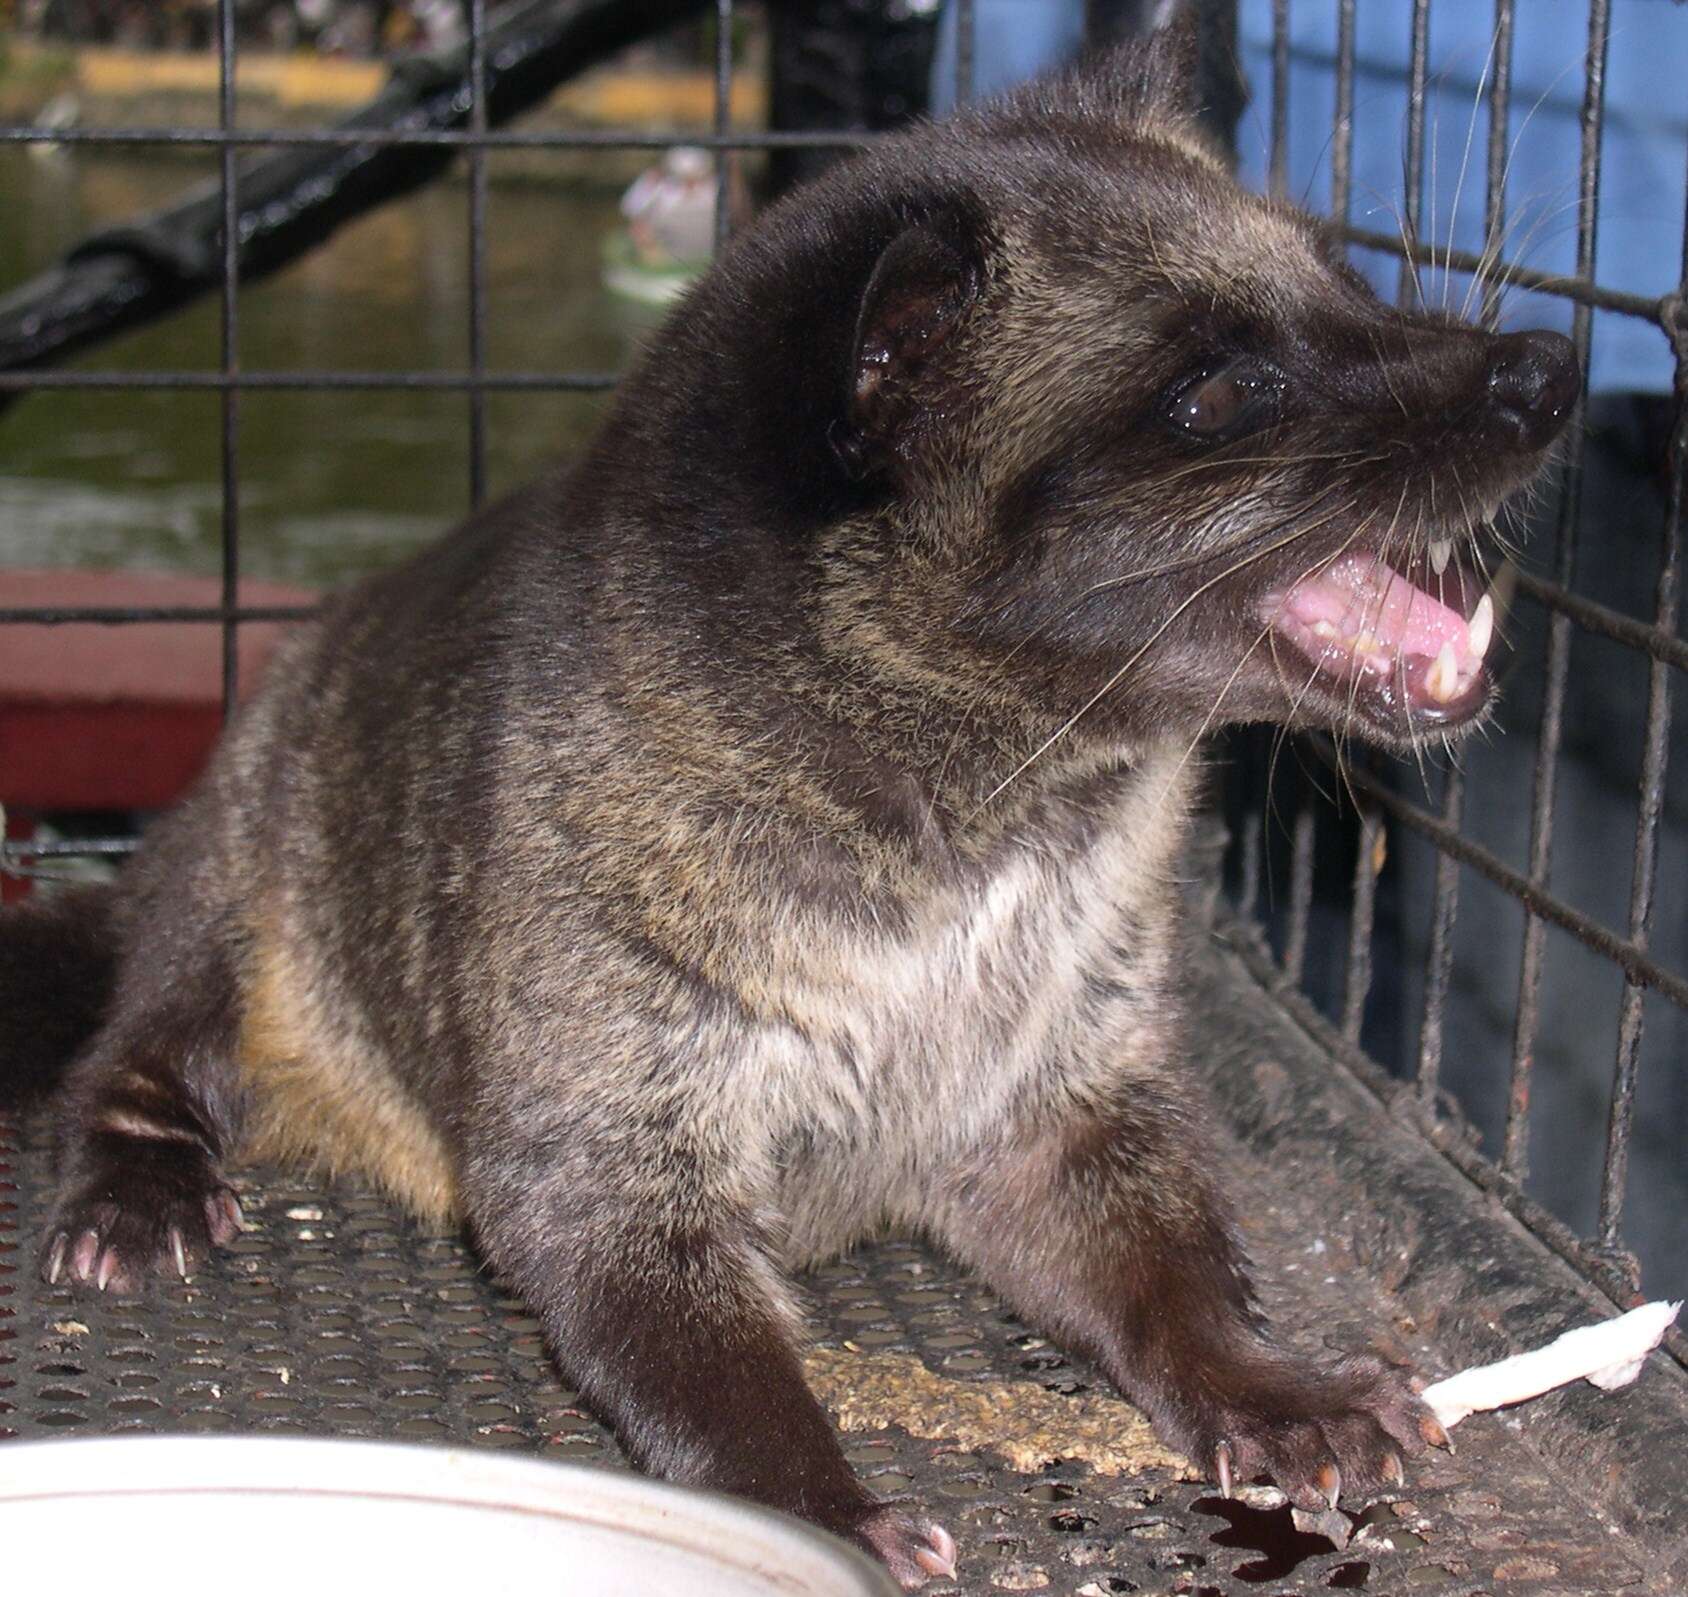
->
[7,914,1683,1597]
[0,1132,1649,1595]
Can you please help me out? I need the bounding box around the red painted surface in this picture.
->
[0,569,317,815]
[2,806,33,905]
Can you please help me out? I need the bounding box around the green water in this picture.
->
[0,145,664,588]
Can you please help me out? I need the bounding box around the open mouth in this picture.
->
[1260,542,1496,728]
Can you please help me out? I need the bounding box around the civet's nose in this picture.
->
[1486,329,1580,450]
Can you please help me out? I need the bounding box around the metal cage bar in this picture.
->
[218,0,241,716]
[0,125,876,149]
[1600,153,1688,1254]
[468,0,492,511]
[1414,0,1517,1108]
[1328,0,1355,226]
[1504,0,1611,1183]
[1281,796,1316,986]
[955,0,976,109]
[714,0,734,252]
[1267,0,1288,198]
[1340,805,1381,1042]
[1396,0,1430,308]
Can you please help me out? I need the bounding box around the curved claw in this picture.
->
[912,1523,957,1581]
[1316,1461,1342,1510]
[1214,1440,1234,1499]
[858,1507,958,1590]
[71,1230,100,1282]
[205,1189,246,1244]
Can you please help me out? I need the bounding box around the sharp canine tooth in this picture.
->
[1467,593,1494,661]
[1427,641,1458,703]
[1430,538,1452,576]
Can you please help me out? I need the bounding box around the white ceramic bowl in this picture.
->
[0,1435,900,1596]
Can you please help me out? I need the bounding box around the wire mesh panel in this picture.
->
[1223,0,1688,1351]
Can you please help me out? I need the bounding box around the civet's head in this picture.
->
[624,19,1575,757]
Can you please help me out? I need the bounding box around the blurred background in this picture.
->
[0,0,793,586]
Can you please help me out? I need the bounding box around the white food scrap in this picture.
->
[1422,1300,1680,1428]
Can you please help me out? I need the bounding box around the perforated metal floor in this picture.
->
[4,934,1683,1594]
[0,1131,1659,1593]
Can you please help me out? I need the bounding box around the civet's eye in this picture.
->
[1168,360,1277,437]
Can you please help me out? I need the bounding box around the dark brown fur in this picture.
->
[2,20,1576,1587]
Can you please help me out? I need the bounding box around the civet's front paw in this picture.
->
[1177,1340,1447,1511]
[41,1138,242,1294]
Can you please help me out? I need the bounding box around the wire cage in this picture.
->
[1219,0,1688,1328]
[2,2,1687,1593]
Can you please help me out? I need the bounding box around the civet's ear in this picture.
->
[836,220,982,476]
[1080,1,1202,127]
[1139,2,1203,119]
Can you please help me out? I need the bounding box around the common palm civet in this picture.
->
[0,19,1576,1587]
